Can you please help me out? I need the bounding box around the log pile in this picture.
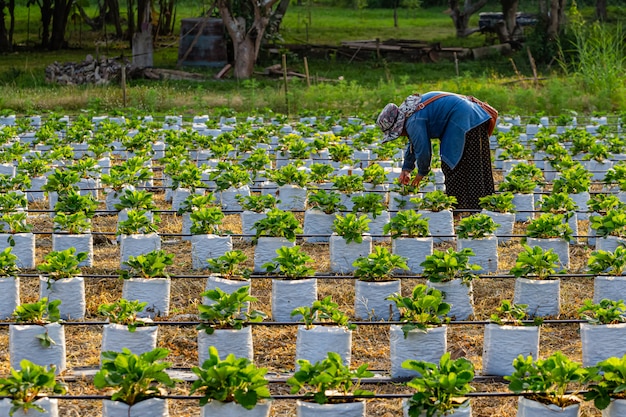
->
[45,54,130,85]
[45,55,210,85]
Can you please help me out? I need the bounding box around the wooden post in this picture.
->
[282,54,289,115]
[121,54,127,108]
[454,52,459,77]
[527,47,538,86]
[304,57,310,88]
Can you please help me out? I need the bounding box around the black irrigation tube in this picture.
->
[0,319,589,327]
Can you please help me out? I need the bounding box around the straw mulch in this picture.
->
[11,188,604,417]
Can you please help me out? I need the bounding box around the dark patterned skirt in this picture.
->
[441,121,495,210]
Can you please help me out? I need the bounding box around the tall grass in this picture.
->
[557,5,626,105]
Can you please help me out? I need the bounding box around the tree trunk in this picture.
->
[0,0,10,51]
[448,0,488,38]
[127,0,135,46]
[596,0,607,21]
[107,0,123,37]
[49,0,73,50]
[546,0,566,40]
[501,0,518,38]
[40,0,53,48]
[132,0,153,67]
[217,0,281,79]
[267,0,290,36]
[232,36,256,79]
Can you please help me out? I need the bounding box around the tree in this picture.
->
[0,0,15,52]
[596,0,606,21]
[448,0,488,38]
[500,0,518,39]
[544,0,567,40]
[217,0,284,79]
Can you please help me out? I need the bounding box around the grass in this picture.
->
[0,4,624,116]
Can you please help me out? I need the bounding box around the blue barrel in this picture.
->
[178,18,228,67]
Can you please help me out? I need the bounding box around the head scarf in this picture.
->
[376,94,423,143]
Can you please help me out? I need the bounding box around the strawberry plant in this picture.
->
[287,352,374,405]
[262,245,315,279]
[509,244,561,280]
[0,359,67,416]
[526,213,573,240]
[578,298,626,325]
[253,208,302,242]
[383,210,430,238]
[196,286,265,334]
[420,248,480,286]
[190,206,225,235]
[97,299,150,332]
[403,352,474,417]
[291,295,355,330]
[588,246,626,276]
[386,284,450,337]
[190,346,271,409]
[307,189,346,214]
[120,249,174,279]
[412,190,457,212]
[455,213,498,239]
[206,250,252,280]
[478,192,515,213]
[94,347,178,406]
[506,351,588,408]
[352,246,408,281]
[332,213,370,244]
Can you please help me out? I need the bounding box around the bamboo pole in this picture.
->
[282,54,289,115]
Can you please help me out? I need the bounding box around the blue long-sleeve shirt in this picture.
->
[402,92,491,176]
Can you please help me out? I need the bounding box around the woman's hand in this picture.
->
[399,170,424,187]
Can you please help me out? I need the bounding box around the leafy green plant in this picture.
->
[253,208,302,242]
[37,247,86,280]
[497,175,538,194]
[328,143,354,163]
[53,190,98,217]
[262,245,315,279]
[0,359,67,416]
[588,193,624,214]
[420,248,481,286]
[352,246,408,281]
[0,247,19,277]
[12,298,62,347]
[578,298,626,325]
[97,299,150,332]
[536,192,578,217]
[101,156,153,192]
[308,163,335,184]
[266,164,309,187]
[117,209,160,235]
[307,189,346,214]
[412,190,457,212]
[351,193,386,218]
[0,212,34,237]
[332,213,370,244]
[590,209,626,238]
[387,284,451,337]
[489,300,542,326]
[291,295,355,330]
[196,286,265,334]
[41,168,79,195]
[236,194,277,213]
[287,351,374,405]
[190,346,271,409]
[120,249,174,279]
[455,213,498,239]
[170,162,204,191]
[402,352,474,417]
[113,189,157,212]
[206,250,251,281]
[584,354,626,410]
[552,164,592,194]
[0,191,28,214]
[94,347,178,406]
[478,192,516,213]
[506,351,588,408]
[332,174,365,193]
[212,164,251,191]
[588,246,626,276]
[510,244,561,280]
[526,213,573,240]
[383,210,430,238]
[53,211,91,234]
[190,206,225,235]
[362,164,387,186]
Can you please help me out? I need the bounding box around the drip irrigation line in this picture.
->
[0,319,588,327]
